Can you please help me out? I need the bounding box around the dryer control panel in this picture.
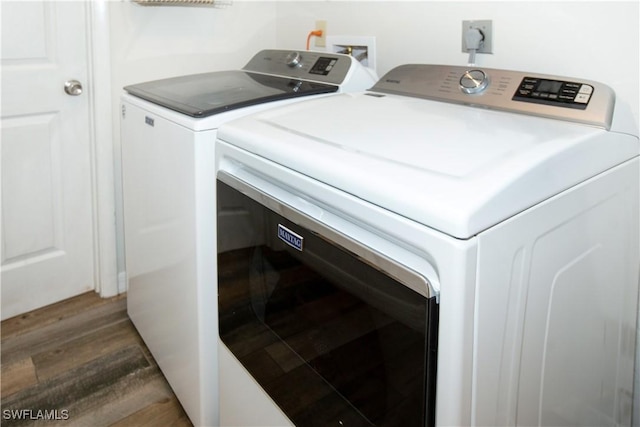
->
[370,64,615,129]
[513,77,594,109]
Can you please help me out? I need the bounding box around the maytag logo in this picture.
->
[145,116,155,127]
[277,224,303,251]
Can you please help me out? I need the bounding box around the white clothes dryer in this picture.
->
[120,49,377,427]
[214,65,639,426]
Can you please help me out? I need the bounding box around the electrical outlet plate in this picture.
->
[462,20,493,54]
[326,35,376,72]
[315,20,327,48]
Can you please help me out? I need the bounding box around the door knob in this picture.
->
[64,80,83,96]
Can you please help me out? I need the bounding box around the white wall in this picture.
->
[109,2,278,86]
[108,1,278,278]
[275,1,639,136]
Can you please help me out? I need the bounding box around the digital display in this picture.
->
[309,57,336,76]
[537,80,563,94]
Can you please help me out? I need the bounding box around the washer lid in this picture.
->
[216,92,639,239]
[124,70,338,118]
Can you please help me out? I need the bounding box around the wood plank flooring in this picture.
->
[1,292,193,427]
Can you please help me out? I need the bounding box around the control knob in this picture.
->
[460,69,489,94]
[285,51,303,68]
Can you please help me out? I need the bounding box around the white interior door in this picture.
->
[1,1,95,319]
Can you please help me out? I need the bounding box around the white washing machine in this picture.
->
[214,65,639,426]
[120,49,377,426]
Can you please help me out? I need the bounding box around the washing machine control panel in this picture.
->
[244,49,355,85]
[370,64,615,129]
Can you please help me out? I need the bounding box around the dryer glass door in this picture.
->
[217,177,438,427]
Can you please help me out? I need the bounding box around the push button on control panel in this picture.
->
[574,84,594,104]
[513,77,593,109]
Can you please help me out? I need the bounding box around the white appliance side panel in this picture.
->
[194,129,219,427]
[219,343,295,427]
[121,99,218,426]
[474,158,639,426]
[435,240,478,427]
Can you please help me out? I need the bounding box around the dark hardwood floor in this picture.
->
[1,292,193,426]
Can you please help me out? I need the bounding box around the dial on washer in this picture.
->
[460,69,489,94]
[285,51,303,68]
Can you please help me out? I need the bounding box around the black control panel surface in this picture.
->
[513,77,594,109]
[309,57,339,76]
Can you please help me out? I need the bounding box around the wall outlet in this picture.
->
[315,20,327,48]
[462,20,493,54]
[327,35,376,72]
